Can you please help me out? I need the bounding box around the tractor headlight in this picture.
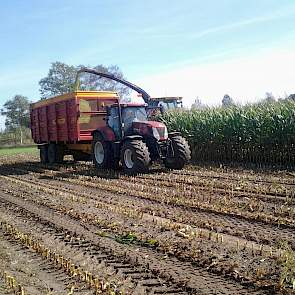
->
[152,127,160,140]
[152,126,168,140]
[163,126,168,139]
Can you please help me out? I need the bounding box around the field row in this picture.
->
[0,153,294,293]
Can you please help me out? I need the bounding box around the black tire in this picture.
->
[40,145,48,164]
[55,145,65,163]
[164,135,191,170]
[73,152,91,162]
[121,140,151,175]
[92,133,116,169]
[48,143,56,164]
[48,143,64,164]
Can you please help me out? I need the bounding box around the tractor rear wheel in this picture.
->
[121,140,150,175]
[164,135,191,170]
[92,134,116,169]
[40,145,48,164]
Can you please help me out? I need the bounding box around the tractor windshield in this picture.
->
[122,107,147,122]
[122,107,147,132]
[160,101,177,111]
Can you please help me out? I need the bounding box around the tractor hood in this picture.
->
[132,121,168,141]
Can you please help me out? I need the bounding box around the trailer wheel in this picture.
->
[121,140,150,175]
[92,134,116,169]
[48,144,56,164]
[40,145,48,164]
[73,152,91,162]
[164,135,191,170]
[48,144,64,164]
[55,145,65,163]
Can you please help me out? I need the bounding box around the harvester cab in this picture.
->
[75,68,191,174]
[147,96,183,116]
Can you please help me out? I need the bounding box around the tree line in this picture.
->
[191,92,295,110]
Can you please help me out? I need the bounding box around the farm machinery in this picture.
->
[30,68,191,174]
[147,96,183,115]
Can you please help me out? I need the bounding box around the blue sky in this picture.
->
[1,0,295,127]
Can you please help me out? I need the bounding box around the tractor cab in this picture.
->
[107,103,168,141]
[150,96,183,110]
[147,97,183,118]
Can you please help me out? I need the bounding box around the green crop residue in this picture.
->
[115,232,138,245]
[278,244,295,291]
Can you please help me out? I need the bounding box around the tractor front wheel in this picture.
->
[121,140,151,175]
[164,135,191,170]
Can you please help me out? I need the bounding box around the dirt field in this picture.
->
[0,153,294,294]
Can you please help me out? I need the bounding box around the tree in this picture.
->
[39,62,77,99]
[222,94,235,107]
[264,92,276,103]
[287,94,295,101]
[191,98,205,110]
[39,62,129,99]
[78,64,130,98]
[1,95,30,144]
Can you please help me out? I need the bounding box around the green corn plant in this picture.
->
[161,100,295,167]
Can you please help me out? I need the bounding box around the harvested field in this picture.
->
[0,153,294,294]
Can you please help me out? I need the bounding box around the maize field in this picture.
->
[0,152,294,294]
[162,100,295,167]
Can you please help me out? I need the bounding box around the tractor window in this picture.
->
[162,101,177,110]
[108,107,120,139]
[122,107,147,123]
[122,107,147,133]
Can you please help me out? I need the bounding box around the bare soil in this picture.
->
[0,153,294,294]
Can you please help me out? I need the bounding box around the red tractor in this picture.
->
[30,68,191,174]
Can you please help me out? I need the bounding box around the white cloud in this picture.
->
[188,5,295,41]
[135,48,295,107]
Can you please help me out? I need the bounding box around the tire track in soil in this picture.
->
[0,230,83,295]
[8,163,295,224]
[0,276,12,295]
[0,219,114,295]
[0,203,183,295]
[0,191,268,295]
[0,172,286,259]
[0,175,282,293]
[6,164,295,231]
[134,174,295,206]
[25,161,295,198]
[5,161,295,222]
[2,171,295,251]
[172,168,295,186]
